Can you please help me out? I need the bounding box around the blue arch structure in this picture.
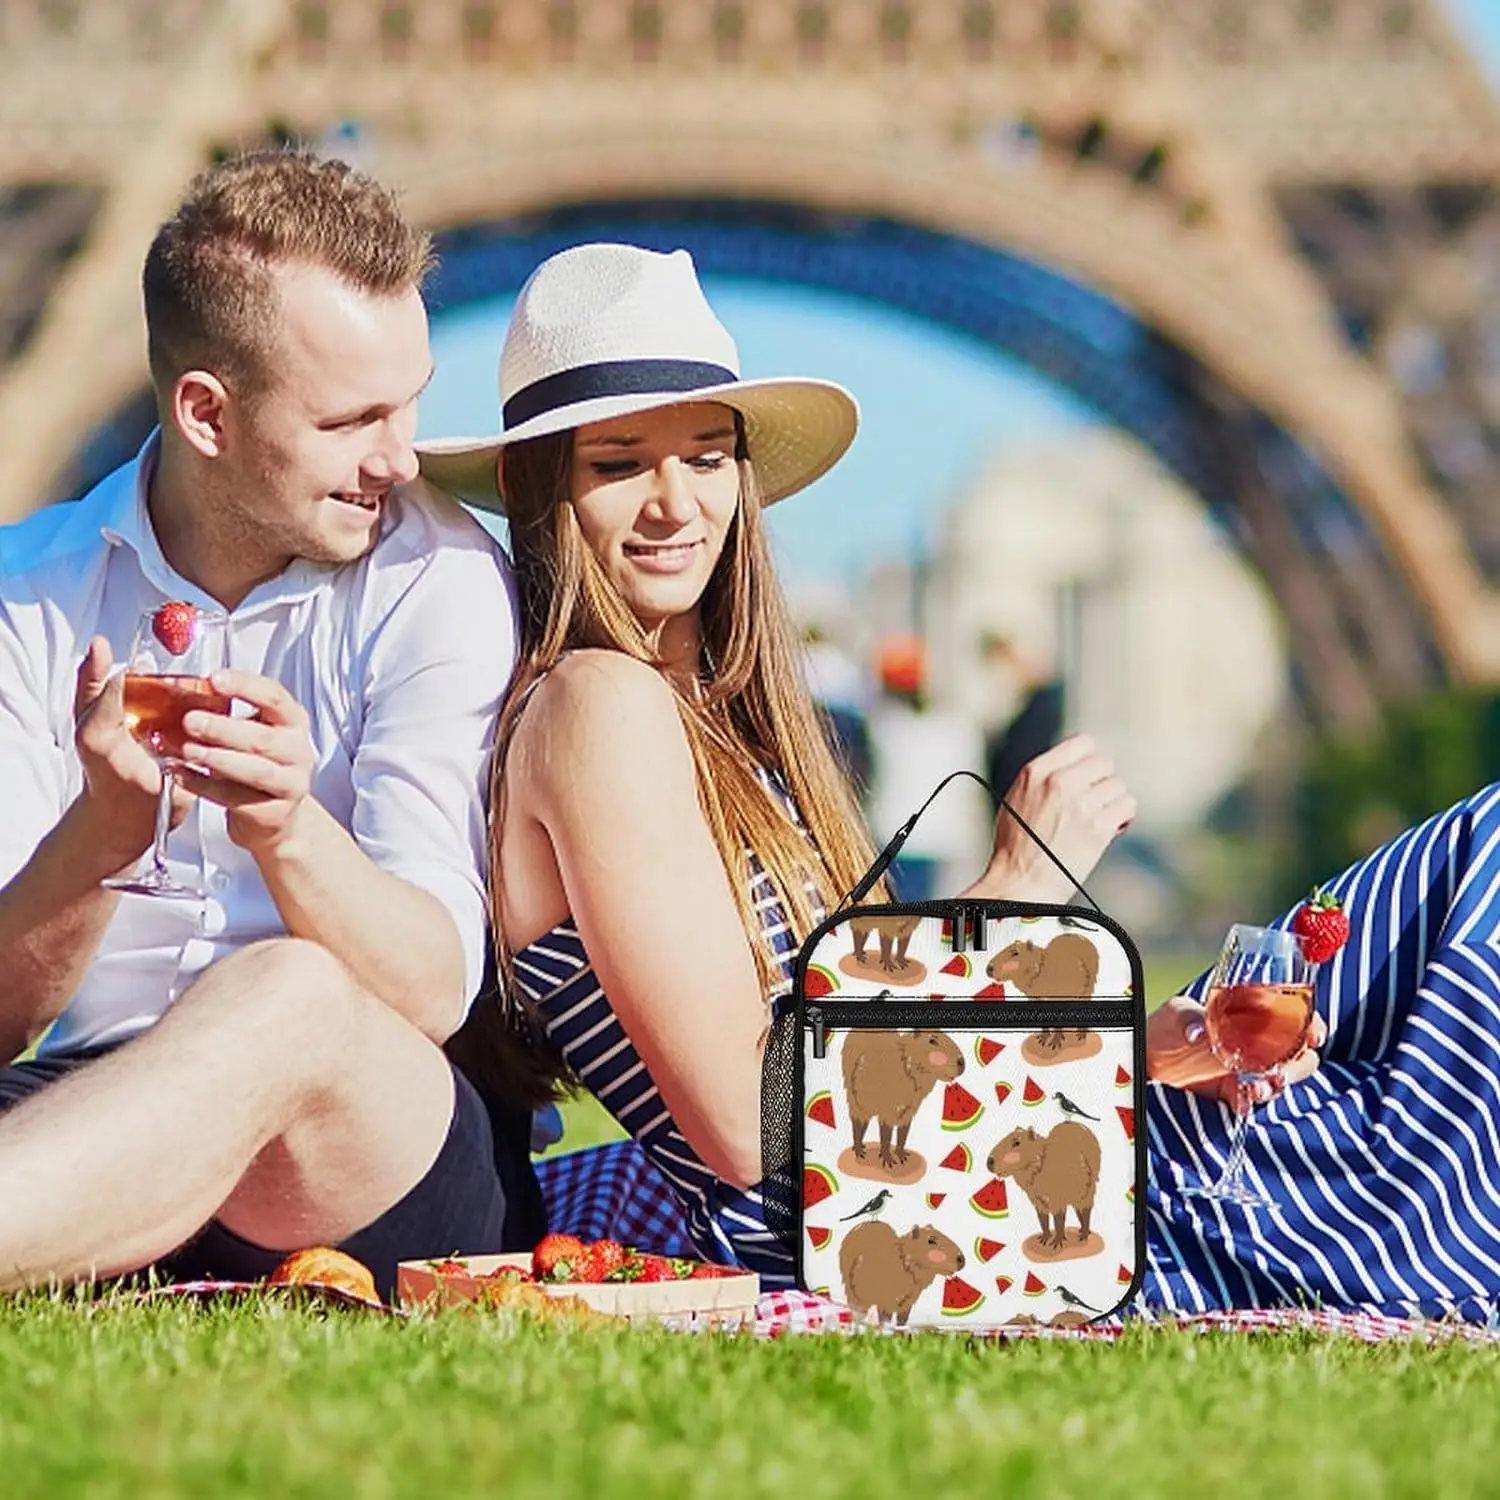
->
[61,197,1443,720]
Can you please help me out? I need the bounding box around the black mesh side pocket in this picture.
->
[760,1002,800,1249]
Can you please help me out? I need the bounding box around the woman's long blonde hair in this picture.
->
[452,414,880,1105]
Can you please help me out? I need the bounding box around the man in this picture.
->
[0,150,524,1298]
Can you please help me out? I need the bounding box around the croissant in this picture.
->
[268,1246,380,1304]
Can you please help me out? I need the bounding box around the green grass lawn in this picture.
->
[0,1294,1495,1498]
[5,951,1279,1497]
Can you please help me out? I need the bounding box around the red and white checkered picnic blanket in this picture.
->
[133,1279,1500,1346]
[750,1288,1500,1345]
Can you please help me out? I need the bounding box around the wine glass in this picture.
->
[102,606,231,899]
[1180,923,1318,1208]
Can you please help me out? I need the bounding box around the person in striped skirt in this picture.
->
[420,243,1135,1284]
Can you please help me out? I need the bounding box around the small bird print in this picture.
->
[1056,915,1098,932]
[838,1189,892,1222]
[1056,1285,1103,1313]
[1053,1092,1101,1121]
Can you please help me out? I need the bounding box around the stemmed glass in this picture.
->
[1180,923,1318,1208]
[102,606,231,899]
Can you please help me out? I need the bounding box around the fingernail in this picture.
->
[1183,1020,1205,1046]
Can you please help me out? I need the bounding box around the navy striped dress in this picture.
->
[1146,782,1500,1321]
[522,769,807,1284]
[534,781,1500,1316]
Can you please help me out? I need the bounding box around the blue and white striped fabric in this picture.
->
[517,770,806,1285]
[532,781,1500,1317]
[1145,782,1500,1321]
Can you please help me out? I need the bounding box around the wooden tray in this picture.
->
[397,1253,759,1330]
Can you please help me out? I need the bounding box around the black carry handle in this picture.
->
[835,769,1103,916]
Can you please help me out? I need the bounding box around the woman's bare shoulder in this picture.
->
[511,650,690,791]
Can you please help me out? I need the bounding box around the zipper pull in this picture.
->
[807,1006,827,1059]
[951,902,969,954]
[971,907,987,951]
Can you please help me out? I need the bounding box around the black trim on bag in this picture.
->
[804,1001,1136,1036]
[780,895,1150,1325]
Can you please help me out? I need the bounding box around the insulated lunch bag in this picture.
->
[762,775,1147,1331]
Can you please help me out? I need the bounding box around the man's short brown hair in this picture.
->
[143,149,435,398]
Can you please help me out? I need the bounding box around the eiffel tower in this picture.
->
[2,0,1497,731]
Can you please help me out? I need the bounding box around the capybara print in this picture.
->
[840,1029,965,1183]
[839,912,927,987]
[986,935,1103,1064]
[838,1220,965,1326]
[986,1122,1104,1263]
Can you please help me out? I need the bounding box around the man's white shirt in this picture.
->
[0,437,518,1057]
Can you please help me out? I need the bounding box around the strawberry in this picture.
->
[151,601,197,656]
[1291,887,1350,964]
[532,1232,588,1282]
[666,1257,697,1281]
[430,1257,468,1277]
[632,1254,673,1283]
[588,1239,628,1281]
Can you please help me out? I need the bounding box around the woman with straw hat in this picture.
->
[422,242,1134,1282]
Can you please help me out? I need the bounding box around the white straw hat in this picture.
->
[415,243,859,512]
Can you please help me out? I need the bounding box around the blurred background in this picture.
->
[5,0,1500,972]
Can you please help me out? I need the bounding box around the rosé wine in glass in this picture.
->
[103,605,230,900]
[122,673,231,764]
[1180,923,1320,1208]
[1205,982,1316,1076]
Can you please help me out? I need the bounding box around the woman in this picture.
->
[420,243,1134,1284]
[429,243,1500,1323]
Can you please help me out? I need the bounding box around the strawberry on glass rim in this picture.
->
[150,601,197,656]
[1291,887,1350,964]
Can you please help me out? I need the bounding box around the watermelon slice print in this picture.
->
[994,1274,1015,1296]
[940,953,972,978]
[993,1080,1013,1106]
[803,1164,837,1209]
[926,1192,946,1210]
[1116,1105,1136,1142]
[941,1082,984,1131]
[1021,1076,1046,1107]
[804,963,838,999]
[1125,1183,1136,1203]
[1023,1270,1047,1298]
[939,1143,972,1172]
[1117,1264,1134,1286]
[970,1178,1009,1219]
[940,1276,985,1317]
[805,1091,836,1129]
[807,1225,832,1252]
[1115,1064,1132,1088]
[974,1237,1006,1263]
[973,982,1006,1000]
[975,1037,1005,1067]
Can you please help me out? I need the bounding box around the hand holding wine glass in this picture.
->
[1180,891,1349,1207]
[73,635,190,876]
[99,602,231,899]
